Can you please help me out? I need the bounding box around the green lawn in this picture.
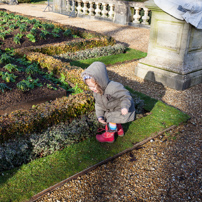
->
[70,48,147,69]
[0,90,190,202]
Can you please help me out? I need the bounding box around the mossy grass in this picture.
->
[0,89,190,202]
[70,48,147,69]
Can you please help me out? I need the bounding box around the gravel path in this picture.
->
[0,4,201,201]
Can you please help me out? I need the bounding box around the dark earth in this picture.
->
[0,14,75,115]
[0,19,75,50]
[0,62,67,115]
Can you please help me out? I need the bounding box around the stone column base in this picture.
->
[135,63,202,90]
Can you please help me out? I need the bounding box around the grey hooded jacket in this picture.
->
[81,62,136,123]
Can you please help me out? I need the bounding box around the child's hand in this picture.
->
[98,117,107,124]
[121,108,128,115]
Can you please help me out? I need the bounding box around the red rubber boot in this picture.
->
[117,124,124,136]
[96,130,115,143]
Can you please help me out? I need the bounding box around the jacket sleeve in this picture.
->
[111,83,133,110]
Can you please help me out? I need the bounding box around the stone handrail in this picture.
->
[0,0,18,5]
[53,0,151,27]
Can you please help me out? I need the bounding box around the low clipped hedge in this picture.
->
[54,43,126,62]
[0,112,101,172]
[21,38,116,56]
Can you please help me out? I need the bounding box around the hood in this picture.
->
[81,62,110,90]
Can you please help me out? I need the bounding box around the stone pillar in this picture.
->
[135,0,202,90]
[114,1,128,25]
[53,0,62,13]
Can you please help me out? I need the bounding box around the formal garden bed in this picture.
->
[0,9,190,202]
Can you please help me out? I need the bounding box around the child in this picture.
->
[81,61,136,143]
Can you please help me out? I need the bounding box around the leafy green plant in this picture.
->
[13,14,23,21]
[15,20,21,27]
[33,22,42,29]
[58,73,69,90]
[0,71,18,83]
[0,53,12,64]
[4,29,11,35]
[17,76,42,92]
[3,64,22,72]
[52,33,60,38]
[13,33,23,45]
[73,35,80,38]
[39,32,46,40]
[41,29,51,36]
[19,24,27,32]
[30,19,40,24]
[6,20,13,25]
[5,48,15,55]
[21,17,30,23]
[26,34,36,43]
[69,83,83,95]
[47,84,57,90]
[52,27,62,34]
[0,32,6,40]
[0,83,12,93]
[9,24,16,30]
[0,26,5,31]
[63,29,72,37]
[25,64,41,75]
[41,23,54,30]
[0,21,6,26]
[30,28,37,35]
[16,55,32,66]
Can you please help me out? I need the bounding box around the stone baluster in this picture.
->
[142,8,150,25]
[77,0,83,15]
[66,0,71,13]
[95,2,101,17]
[102,3,108,18]
[89,1,95,16]
[108,3,114,19]
[133,7,141,24]
[83,0,89,15]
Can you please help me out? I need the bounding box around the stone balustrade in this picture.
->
[53,0,151,28]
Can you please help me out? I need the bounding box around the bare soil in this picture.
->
[0,13,75,115]
[0,62,67,115]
